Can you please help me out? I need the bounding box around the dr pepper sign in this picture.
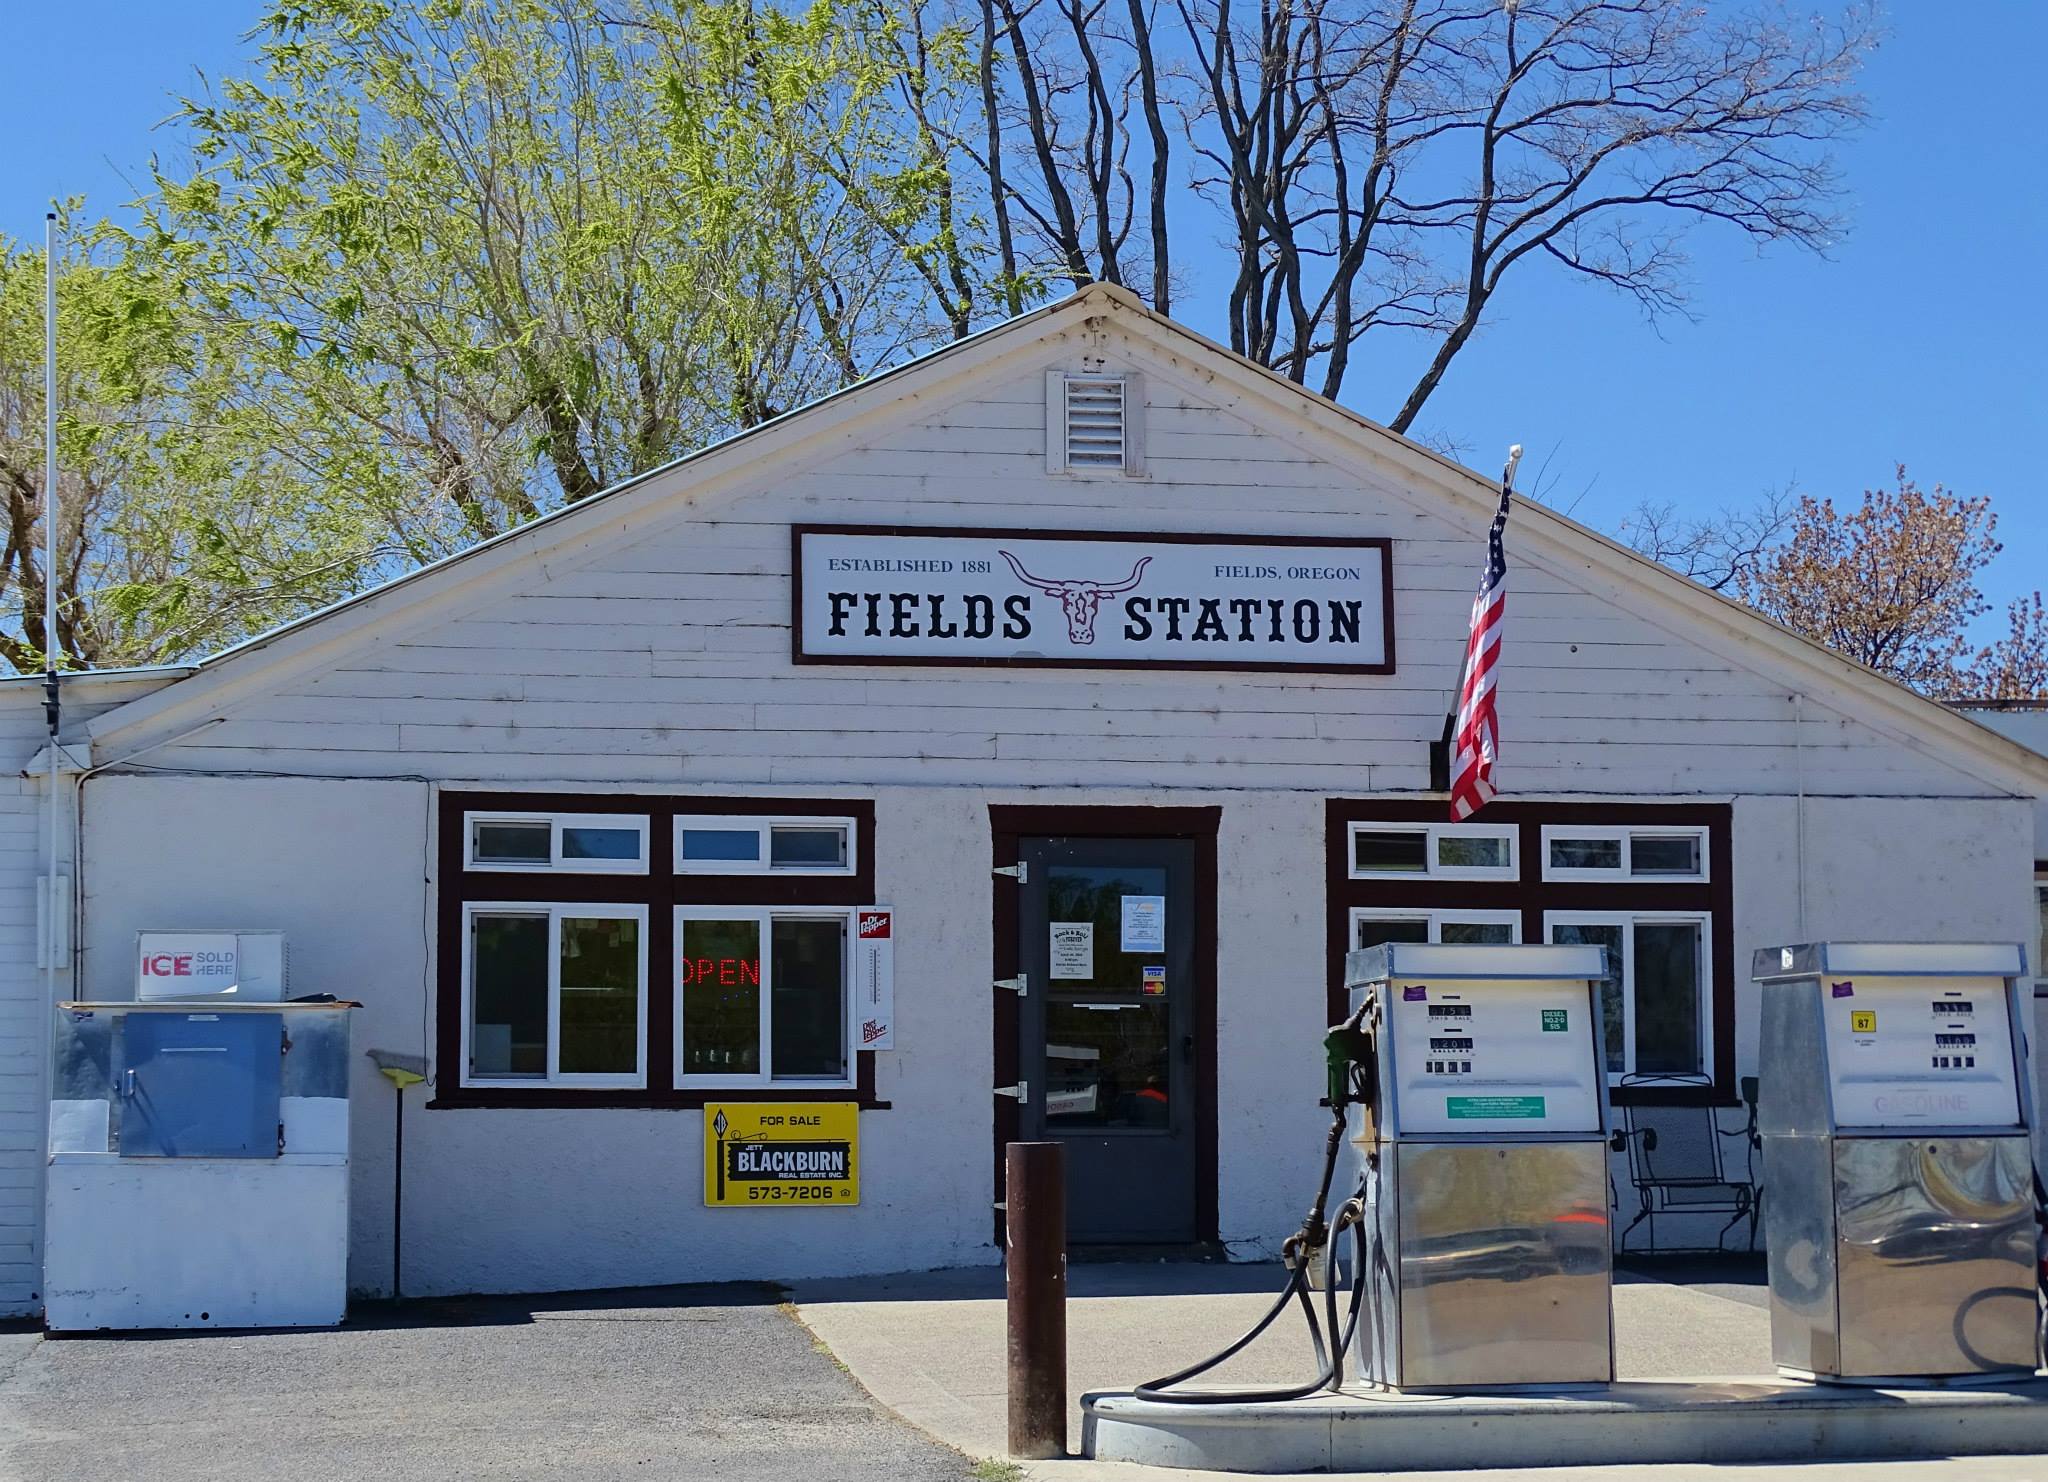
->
[856,907,894,1050]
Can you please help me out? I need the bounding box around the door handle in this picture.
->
[1182,1034,1194,1060]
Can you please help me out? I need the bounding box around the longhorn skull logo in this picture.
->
[998,550,1153,645]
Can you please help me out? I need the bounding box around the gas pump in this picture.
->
[1753,942,2040,1383]
[1341,942,1616,1390]
[1136,941,1614,1401]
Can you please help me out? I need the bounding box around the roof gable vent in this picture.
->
[1046,371,1143,475]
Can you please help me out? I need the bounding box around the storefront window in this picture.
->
[466,811,649,874]
[1350,823,1516,879]
[676,908,852,1087]
[465,904,647,1087]
[674,816,856,875]
[1332,803,1728,1101]
[1547,913,1708,1081]
[1353,910,1518,949]
[443,793,872,1106]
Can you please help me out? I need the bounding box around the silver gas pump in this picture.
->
[1753,942,2038,1383]
[1341,942,1616,1390]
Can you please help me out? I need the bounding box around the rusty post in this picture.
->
[1005,1140,1068,1459]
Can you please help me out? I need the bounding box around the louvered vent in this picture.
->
[1064,376,1126,469]
[1046,370,1143,475]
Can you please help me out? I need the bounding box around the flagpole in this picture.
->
[43,213,62,1007]
[1449,445,1523,731]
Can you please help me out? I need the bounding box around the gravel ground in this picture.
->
[0,1284,981,1482]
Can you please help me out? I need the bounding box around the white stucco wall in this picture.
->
[0,671,185,1315]
[75,770,2036,1296]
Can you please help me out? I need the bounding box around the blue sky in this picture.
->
[5,2,2043,635]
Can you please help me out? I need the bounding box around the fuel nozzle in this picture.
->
[1325,1017,1375,1110]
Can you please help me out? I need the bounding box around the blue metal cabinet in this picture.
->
[116,1011,284,1158]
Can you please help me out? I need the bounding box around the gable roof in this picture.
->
[78,283,2048,793]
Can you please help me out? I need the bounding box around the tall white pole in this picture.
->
[43,213,61,1007]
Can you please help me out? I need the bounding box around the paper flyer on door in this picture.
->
[856,907,894,1049]
[1051,922,1094,979]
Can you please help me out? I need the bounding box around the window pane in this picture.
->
[1552,921,1625,1072]
[1634,921,1704,1075]
[1045,1000,1170,1126]
[471,914,547,1076]
[771,918,847,1079]
[1550,836,1622,871]
[561,825,641,862]
[475,820,550,864]
[560,917,639,1075]
[680,828,762,863]
[1356,917,1431,950]
[1354,830,1427,873]
[1441,920,1515,945]
[1437,835,1511,871]
[770,825,848,868]
[2034,885,2045,980]
[681,919,762,1075]
[1631,835,1701,876]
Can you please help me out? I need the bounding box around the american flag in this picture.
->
[1449,448,1520,821]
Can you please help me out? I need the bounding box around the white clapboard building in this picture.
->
[3,283,2045,1310]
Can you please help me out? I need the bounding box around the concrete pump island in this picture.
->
[1082,941,2048,1472]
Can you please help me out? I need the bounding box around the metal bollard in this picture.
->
[1005,1141,1068,1459]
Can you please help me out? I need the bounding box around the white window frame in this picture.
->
[465,810,650,875]
[2032,871,2047,998]
[675,905,857,1090]
[1351,907,1523,949]
[1348,822,1519,881]
[460,901,649,1090]
[1540,824,1710,883]
[1543,909,1713,1086]
[673,815,859,877]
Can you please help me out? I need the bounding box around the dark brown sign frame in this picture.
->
[790,523,1397,675]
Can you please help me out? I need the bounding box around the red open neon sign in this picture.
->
[681,957,761,987]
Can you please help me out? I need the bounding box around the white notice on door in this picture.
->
[1051,922,1094,979]
[1120,896,1165,953]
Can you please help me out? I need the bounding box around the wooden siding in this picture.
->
[136,350,2000,801]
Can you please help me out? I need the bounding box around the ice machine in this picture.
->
[1753,942,2038,1382]
[1342,942,1616,1390]
[45,996,358,1330]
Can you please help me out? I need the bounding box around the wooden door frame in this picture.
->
[989,804,1221,1245]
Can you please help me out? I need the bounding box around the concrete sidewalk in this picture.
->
[791,1260,2048,1481]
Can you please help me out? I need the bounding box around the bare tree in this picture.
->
[1619,483,1797,592]
[973,0,1871,429]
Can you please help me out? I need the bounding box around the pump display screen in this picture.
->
[1384,977,1603,1134]
[1822,976,2020,1128]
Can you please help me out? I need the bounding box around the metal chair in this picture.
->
[1612,1074,1760,1254]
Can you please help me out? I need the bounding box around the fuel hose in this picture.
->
[1133,1012,1379,1405]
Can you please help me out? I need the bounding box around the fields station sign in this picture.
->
[793,525,1394,673]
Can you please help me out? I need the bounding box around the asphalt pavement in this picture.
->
[0,1284,979,1482]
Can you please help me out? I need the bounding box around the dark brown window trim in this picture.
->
[1326,798,1736,1108]
[435,789,881,1111]
[989,804,1222,1246]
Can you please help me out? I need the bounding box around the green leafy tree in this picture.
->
[138,0,993,564]
[0,219,380,669]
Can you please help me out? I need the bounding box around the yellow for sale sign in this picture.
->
[704,1102,859,1208]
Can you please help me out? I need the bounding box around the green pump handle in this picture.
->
[1324,1020,1375,1110]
